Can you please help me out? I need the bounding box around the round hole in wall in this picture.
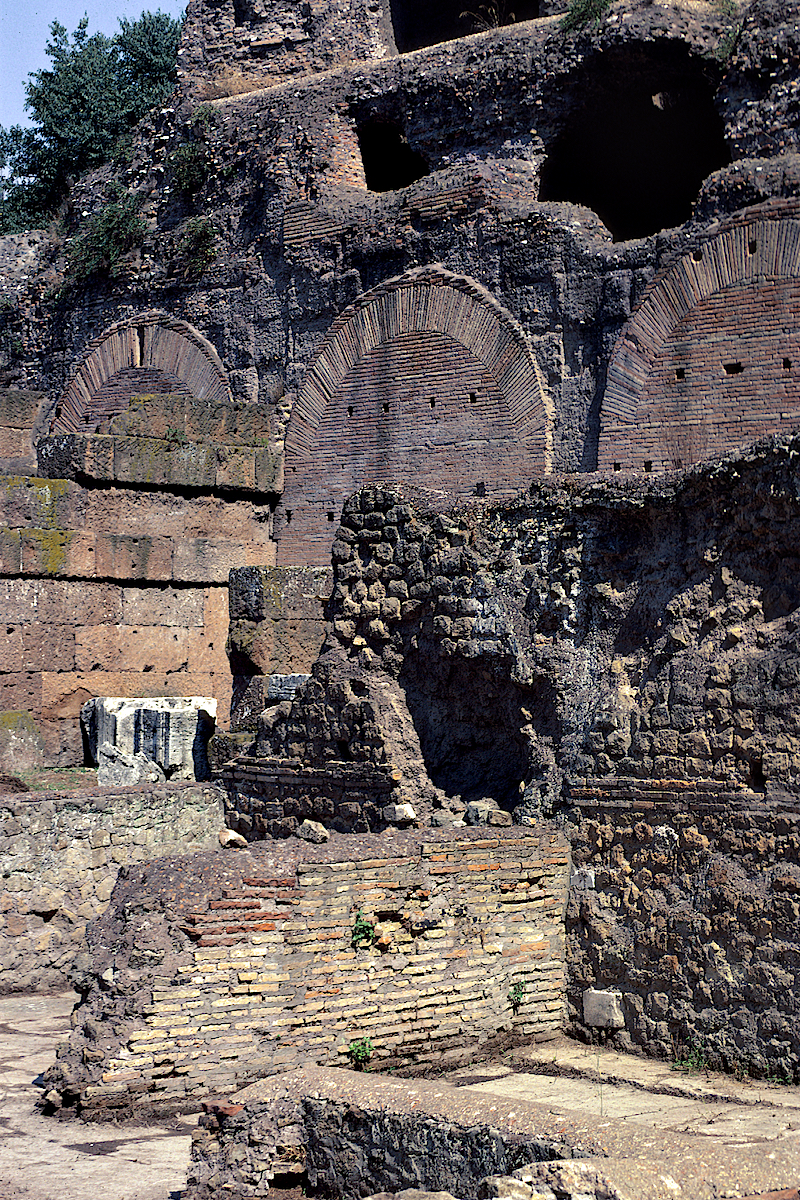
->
[692,249,703,262]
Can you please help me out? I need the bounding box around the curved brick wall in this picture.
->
[55,312,232,435]
[278,267,551,565]
[599,206,800,471]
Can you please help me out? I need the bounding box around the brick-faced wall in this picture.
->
[43,826,568,1115]
[277,267,550,567]
[0,782,222,993]
[600,202,800,472]
[632,279,800,469]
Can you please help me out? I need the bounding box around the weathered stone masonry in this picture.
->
[224,437,800,1078]
[43,826,568,1116]
[0,781,222,993]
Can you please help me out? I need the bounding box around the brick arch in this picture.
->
[286,265,551,464]
[279,266,552,565]
[599,212,800,470]
[54,311,231,434]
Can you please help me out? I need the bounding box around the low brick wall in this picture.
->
[566,779,800,1081]
[0,782,223,992]
[42,826,569,1116]
[221,757,400,837]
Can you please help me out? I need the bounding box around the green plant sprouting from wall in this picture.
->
[65,189,146,280]
[712,0,742,62]
[351,909,375,949]
[347,1036,374,1069]
[177,216,217,275]
[508,980,527,1012]
[170,141,211,195]
[560,0,612,34]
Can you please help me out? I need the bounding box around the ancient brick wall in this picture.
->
[276,267,551,568]
[0,782,222,993]
[0,474,275,767]
[566,782,800,1081]
[221,757,400,837]
[600,202,800,471]
[43,826,568,1115]
[53,313,232,436]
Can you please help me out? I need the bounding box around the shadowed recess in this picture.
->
[539,44,729,242]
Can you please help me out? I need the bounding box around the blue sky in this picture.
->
[0,2,186,129]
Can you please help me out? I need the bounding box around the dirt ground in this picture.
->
[0,993,194,1200]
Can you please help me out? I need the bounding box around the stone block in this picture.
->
[121,587,205,628]
[38,580,123,626]
[172,538,249,584]
[0,627,23,672]
[383,802,417,825]
[0,528,21,575]
[582,988,625,1029]
[82,696,217,785]
[267,674,310,701]
[0,710,45,772]
[95,534,172,581]
[296,819,329,843]
[74,626,189,673]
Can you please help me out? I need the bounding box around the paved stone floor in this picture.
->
[2,993,800,1199]
[0,992,195,1200]
[449,1038,800,1146]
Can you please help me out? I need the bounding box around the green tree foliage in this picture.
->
[0,11,182,234]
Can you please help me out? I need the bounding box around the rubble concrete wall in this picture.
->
[0,782,223,993]
[42,826,568,1116]
[566,784,800,1081]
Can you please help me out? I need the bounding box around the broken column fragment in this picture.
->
[81,696,217,786]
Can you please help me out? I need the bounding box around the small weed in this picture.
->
[508,981,526,1012]
[170,142,211,195]
[351,910,375,949]
[460,1,516,32]
[672,1039,709,1074]
[712,0,742,62]
[191,104,220,132]
[560,0,611,33]
[165,426,187,444]
[347,1036,373,1069]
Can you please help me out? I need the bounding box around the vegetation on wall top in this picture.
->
[0,10,182,236]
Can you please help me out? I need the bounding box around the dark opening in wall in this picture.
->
[538,45,729,241]
[389,0,539,53]
[400,653,560,813]
[357,121,429,192]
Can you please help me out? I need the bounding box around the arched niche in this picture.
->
[53,312,231,434]
[599,211,800,471]
[278,266,551,565]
